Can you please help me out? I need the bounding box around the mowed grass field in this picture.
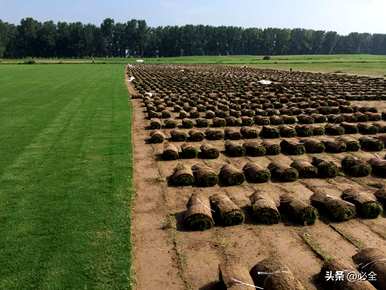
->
[129,54,386,76]
[0,64,132,289]
[3,54,385,77]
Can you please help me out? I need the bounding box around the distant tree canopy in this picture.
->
[0,18,386,58]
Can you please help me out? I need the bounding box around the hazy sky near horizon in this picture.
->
[0,0,385,35]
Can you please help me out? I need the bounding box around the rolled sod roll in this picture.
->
[225,128,242,140]
[302,139,325,153]
[297,114,314,124]
[149,130,166,143]
[250,257,305,290]
[341,188,382,219]
[260,126,280,139]
[240,127,258,139]
[180,143,198,159]
[323,139,347,153]
[243,162,271,183]
[353,248,386,289]
[325,124,345,136]
[214,110,226,118]
[290,160,318,178]
[241,116,254,126]
[225,141,246,157]
[148,110,161,119]
[200,143,220,159]
[280,140,306,155]
[310,192,356,221]
[162,142,179,160]
[226,116,242,127]
[184,193,214,231]
[366,112,382,121]
[212,117,227,127]
[312,157,339,178]
[210,193,245,226]
[279,125,297,138]
[219,164,245,186]
[280,194,318,225]
[243,142,266,157]
[358,123,379,135]
[270,115,284,125]
[188,129,205,142]
[341,106,354,113]
[342,156,372,177]
[192,164,218,187]
[205,128,224,140]
[241,109,255,117]
[319,259,376,290]
[341,122,359,134]
[328,114,344,123]
[263,141,281,155]
[312,114,328,123]
[268,162,299,182]
[355,112,370,122]
[295,125,314,137]
[170,129,189,142]
[173,105,182,113]
[254,116,270,125]
[168,164,195,186]
[359,136,384,152]
[181,118,194,129]
[149,118,162,129]
[205,110,216,119]
[219,258,254,290]
[195,118,209,128]
[230,109,241,117]
[312,125,326,136]
[250,191,280,224]
[178,110,188,119]
[161,110,172,118]
[342,113,357,122]
[189,110,200,119]
[338,136,361,152]
[163,119,178,129]
[369,158,386,177]
[282,115,297,124]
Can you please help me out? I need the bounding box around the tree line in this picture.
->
[1,18,386,58]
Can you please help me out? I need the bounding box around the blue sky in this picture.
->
[0,0,385,35]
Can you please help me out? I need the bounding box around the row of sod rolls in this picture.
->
[148,126,386,143]
[168,158,339,187]
[146,112,385,129]
[183,188,383,231]
[160,137,386,161]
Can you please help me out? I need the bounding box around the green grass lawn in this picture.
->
[2,54,385,76]
[128,54,386,76]
[0,64,133,289]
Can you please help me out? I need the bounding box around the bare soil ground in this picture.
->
[128,65,386,290]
